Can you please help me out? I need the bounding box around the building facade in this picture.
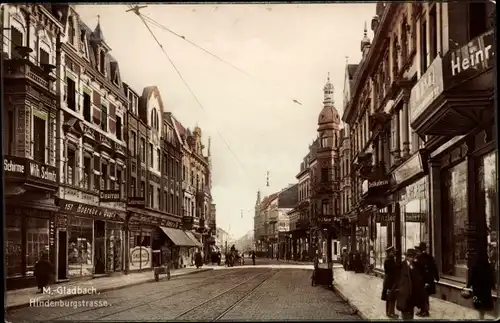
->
[2,4,216,289]
[172,121,214,260]
[342,2,497,308]
[3,4,66,289]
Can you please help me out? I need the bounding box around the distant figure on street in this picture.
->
[381,246,399,319]
[414,242,439,317]
[341,247,348,270]
[194,249,203,269]
[34,251,53,294]
[276,252,279,261]
[217,251,222,266]
[395,248,426,320]
[252,250,256,265]
[465,250,494,320]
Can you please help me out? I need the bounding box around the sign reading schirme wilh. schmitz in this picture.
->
[443,29,495,89]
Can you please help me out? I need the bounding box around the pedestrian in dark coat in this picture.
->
[414,242,439,317]
[466,251,494,319]
[395,248,426,320]
[34,251,53,294]
[251,251,256,265]
[194,250,203,269]
[381,246,399,319]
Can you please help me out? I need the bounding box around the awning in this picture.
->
[185,231,203,247]
[159,227,199,247]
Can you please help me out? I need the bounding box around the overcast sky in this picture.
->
[77,3,375,239]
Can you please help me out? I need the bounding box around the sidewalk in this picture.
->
[6,265,216,311]
[332,268,498,320]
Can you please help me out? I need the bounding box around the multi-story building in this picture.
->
[216,227,230,252]
[173,121,213,259]
[287,153,312,261]
[254,191,278,255]
[309,75,344,263]
[342,2,497,307]
[3,4,67,289]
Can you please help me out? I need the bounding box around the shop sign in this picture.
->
[129,246,151,270]
[100,190,121,202]
[318,216,332,223]
[442,29,495,90]
[374,213,395,223]
[393,153,424,185]
[409,56,444,124]
[59,199,122,220]
[128,197,145,207]
[404,212,427,223]
[362,179,390,195]
[49,219,55,246]
[4,155,57,185]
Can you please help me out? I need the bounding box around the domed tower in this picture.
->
[312,73,342,264]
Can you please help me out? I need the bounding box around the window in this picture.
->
[130,177,136,197]
[148,143,153,167]
[321,135,328,148]
[83,93,91,122]
[140,181,145,198]
[321,168,329,182]
[67,147,76,185]
[39,48,49,66]
[11,28,23,59]
[83,156,91,189]
[140,138,145,163]
[26,218,50,276]
[7,110,14,154]
[101,162,108,189]
[469,3,488,40]
[93,156,100,190]
[68,19,75,45]
[401,17,409,63]
[99,51,105,74]
[420,17,428,73]
[164,192,168,212]
[116,169,122,197]
[442,161,468,280]
[163,154,168,174]
[170,193,175,214]
[66,78,76,111]
[33,115,46,163]
[157,149,161,171]
[171,157,175,178]
[100,105,108,131]
[149,185,153,208]
[429,5,438,61]
[67,217,93,277]
[116,116,122,140]
[151,108,159,131]
[157,188,161,209]
[322,200,329,215]
[130,132,137,157]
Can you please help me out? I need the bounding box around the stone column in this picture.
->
[402,100,410,157]
[394,110,401,161]
[429,159,442,271]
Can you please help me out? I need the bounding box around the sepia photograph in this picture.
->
[1,2,498,321]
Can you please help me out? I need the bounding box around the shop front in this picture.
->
[155,226,202,268]
[56,199,126,279]
[4,156,59,290]
[409,28,497,307]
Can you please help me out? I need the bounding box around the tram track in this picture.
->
[44,270,237,321]
[173,269,279,321]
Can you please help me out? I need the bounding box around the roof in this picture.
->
[260,193,279,210]
[347,64,359,80]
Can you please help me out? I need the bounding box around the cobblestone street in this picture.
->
[6,267,359,321]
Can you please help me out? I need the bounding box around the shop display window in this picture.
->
[374,222,387,270]
[442,161,468,280]
[68,217,93,277]
[106,226,123,273]
[26,218,50,276]
[129,229,153,270]
[6,216,22,278]
[479,151,498,289]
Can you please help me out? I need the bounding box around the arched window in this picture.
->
[150,108,159,131]
[321,135,328,148]
[68,18,75,45]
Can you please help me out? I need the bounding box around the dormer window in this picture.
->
[68,18,75,45]
[151,108,159,131]
[99,50,105,74]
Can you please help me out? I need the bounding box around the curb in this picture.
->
[6,268,213,311]
[331,283,369,320]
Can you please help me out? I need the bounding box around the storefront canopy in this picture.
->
[185,231,203,248]
[159,227,199,247]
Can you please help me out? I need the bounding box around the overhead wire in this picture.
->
[134,8,307,107]
[129,7,260,189]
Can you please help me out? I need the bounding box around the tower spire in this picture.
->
[207,136,211,157]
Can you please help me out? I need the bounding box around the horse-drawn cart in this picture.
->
[153,250,171,282]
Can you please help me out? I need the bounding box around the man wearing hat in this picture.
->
[414,242,439,317]
[395,248,426,319]
[381,246,399,318]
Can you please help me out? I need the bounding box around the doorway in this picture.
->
[332,240,340,261]
[57,230,68,280]
[94,220,106,274]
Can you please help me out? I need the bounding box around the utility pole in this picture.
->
[125,5,148,16]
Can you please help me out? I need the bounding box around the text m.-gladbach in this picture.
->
[43,285,98,296]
